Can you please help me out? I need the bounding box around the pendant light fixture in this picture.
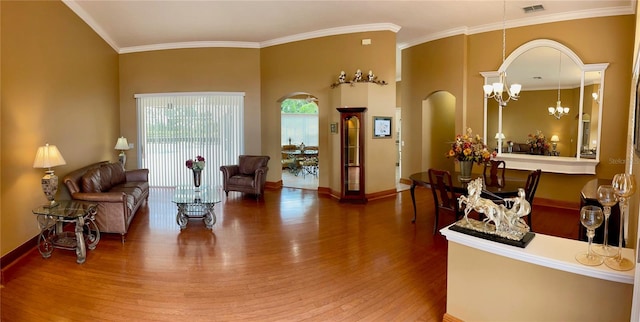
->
[548,51,570,119]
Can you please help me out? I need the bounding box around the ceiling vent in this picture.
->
[523,4,545,14]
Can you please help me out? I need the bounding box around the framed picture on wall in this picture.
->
[373,116,392,138]
[330,122,338,134]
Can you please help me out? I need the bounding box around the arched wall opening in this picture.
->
[422,91,456,173]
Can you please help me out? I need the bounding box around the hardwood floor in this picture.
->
[1,187,579,321]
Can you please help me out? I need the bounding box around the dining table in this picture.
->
[409,171,526,223]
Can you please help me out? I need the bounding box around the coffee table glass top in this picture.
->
[172,186,220,204]
[32,200,97,218]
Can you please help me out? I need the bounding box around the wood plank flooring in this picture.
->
[1,187,579,321]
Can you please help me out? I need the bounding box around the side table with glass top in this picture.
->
[172,186,221,230]
[32,200,100,264]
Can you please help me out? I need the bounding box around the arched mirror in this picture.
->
[482,39,608,174]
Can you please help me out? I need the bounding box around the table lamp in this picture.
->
[33,144,67,208]
[551,135,560,155]
[114,137,130,169]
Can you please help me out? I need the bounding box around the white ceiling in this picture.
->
[64,0,635,54]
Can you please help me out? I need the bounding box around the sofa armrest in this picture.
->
[255,166,269,183]
[220,165,240,178]
[72,192,127,203]
[126,169,149,182]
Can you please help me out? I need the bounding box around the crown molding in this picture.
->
[62,0,119,52]
[399,4,636,50]
[260,23,401,48]
[119,41,260,54]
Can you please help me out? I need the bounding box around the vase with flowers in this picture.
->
[447,128,494,181]
[526,130,550,155]
[186,156,206,189]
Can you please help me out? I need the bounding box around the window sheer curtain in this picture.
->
[136,92,244,188]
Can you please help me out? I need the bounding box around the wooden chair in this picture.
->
[428,168,464,234]
[523,169,542,230]
[483,160,506,187]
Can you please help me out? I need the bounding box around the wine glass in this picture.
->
[605,173,636,271]
[593,185,618,257]
[576,205,604,266]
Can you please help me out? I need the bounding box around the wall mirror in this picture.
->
[481,39,608,174]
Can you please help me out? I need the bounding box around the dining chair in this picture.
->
[428,168,464,235]
[523,169,542,229]
[483,160,506,187]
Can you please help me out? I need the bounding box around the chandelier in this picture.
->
[548,51,570,119]
[483,0,521,107]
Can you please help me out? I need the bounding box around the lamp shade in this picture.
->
[33,144,66,169]
[114,137,130,150]
[551,135,560,142]
[494,133,505,139]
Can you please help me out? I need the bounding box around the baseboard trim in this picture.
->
[534,197,580,210]
[1,234,38,286]
[366,188,397,201]
[443,313,464,322]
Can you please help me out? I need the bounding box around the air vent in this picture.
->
[523,4,544,14]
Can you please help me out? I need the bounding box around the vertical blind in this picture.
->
[136,92,244,188]
[281,114,319,146]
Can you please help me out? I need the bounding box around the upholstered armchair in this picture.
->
[220,155,270,199]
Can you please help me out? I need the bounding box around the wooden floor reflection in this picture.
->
[1,187,579,321]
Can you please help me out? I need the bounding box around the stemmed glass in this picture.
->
[605,173,636,271]
[593,185,618,257]
[576,205,604,266]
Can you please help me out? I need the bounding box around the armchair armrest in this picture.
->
[220,165,240,178]
[126,169,149,182]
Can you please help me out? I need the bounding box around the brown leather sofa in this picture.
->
[220,155,270,199]
[63,161,149,242]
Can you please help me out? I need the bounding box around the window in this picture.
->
[136,92,244,187]
[281,99,318,146]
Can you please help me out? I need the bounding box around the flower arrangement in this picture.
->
[186,155,205,171]
[526,130,550,152]
[447,128,494,164]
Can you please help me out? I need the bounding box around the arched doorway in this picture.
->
[422,91,456,173]
[279,93,319,190]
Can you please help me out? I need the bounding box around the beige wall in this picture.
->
[118,47,262,168]
[401,16,635,205]
[260,32,397,191]
[1,0,119,256]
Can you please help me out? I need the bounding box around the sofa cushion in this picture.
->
[81,168,102,193]
[228,174,255,187]
[107,163,127,186]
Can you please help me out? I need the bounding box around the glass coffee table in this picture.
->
[32,200,100,264]
[172,186,220,230]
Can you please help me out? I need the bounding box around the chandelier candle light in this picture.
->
[548,51,570,119]
[33,144,67,208]
[483,0,522,107]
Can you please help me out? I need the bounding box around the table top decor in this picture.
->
[446,128,494,165]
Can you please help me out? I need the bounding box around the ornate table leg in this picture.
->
[36,215,55,259]
[203,203,217,229]
[74,216,87,264]
[176,203,188,229]
[84,208,100,250]
[411,181,418,223]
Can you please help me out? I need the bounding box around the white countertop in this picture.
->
[441,225,635,284]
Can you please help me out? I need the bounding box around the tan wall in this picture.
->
[118,47,262,168]
[1,0,119,256]
[402,16,635,205]
[260,32,397,191]
[447,243,633,321]
[401,35,466,178]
